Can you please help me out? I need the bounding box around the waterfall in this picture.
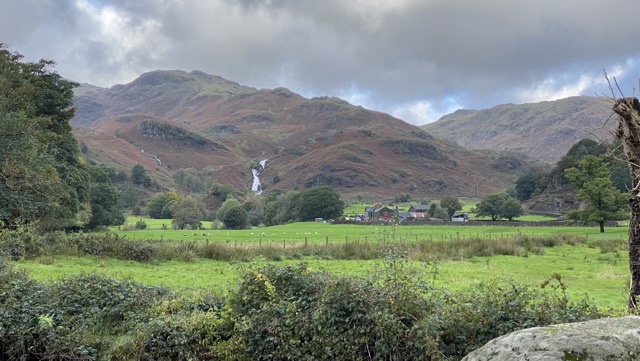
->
[251,159,268,195]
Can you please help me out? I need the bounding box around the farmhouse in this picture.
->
[408,204,429,213]
[368,206,397,222]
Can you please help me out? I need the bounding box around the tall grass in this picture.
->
[36,231,625,264]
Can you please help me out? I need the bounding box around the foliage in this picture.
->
[0,44,91,229]
[0,223,45,260]
[440,196,463,218]
[262,190,300,226]
[223,206,248,230]
[242,195,264,227]
[117,186,139,210]
[476,193,523,221]
[130,164,147,186]
[515,171,548,201]
[170,196,203,230]
[85,165,125,229]
[500,197,524,221]
[395,192,412,203]
[0,262,169,361]
[294,186,344,221]
[205,181,245,210]
[139,120,225,150]
[217,196,242,223]
[146,191,180,219]
[173,167,208,193]
[134,219,148,229]
[564,155,629,233]
[49,232,156,262]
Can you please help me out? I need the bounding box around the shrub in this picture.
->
[134,219,148,230]
[0,223,45,260]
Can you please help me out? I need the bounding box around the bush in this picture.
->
[134,219,148,229]
[0,224,45,260]
[48,233,155,262]
[0,263,170,360]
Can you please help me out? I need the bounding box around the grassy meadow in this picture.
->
[115,216,628,245]
[14,243,629,311]
[12,215,632,312]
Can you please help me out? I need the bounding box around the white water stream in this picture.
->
[251,159,268,195]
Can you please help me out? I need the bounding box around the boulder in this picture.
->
[462,316,640,361]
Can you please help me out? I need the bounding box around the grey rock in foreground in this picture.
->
[462,316,640,361]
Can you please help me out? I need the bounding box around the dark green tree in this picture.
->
[131,164,147,186]
[170,196,203,230]
[223,206,248,230]
[440,196,463,219]
[85,165,125,229]
[499,197,524,221]
[564,155,629,233]
[295,186,344,221]
[515,172,548,201]
[476,194,508,221]
[216,196,242,222]
[475,193,523,221]
[0,44,90,229]
[146,192,180,219]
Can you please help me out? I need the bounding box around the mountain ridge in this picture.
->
[71,70,546,200]
[422,96,615,163]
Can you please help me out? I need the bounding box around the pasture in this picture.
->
[13,242,630,311]
[115,217,628,245]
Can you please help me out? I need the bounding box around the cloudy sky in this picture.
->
[2,0,640,124]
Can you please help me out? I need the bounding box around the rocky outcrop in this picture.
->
[462,316,640,361]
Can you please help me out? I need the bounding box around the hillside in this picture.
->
[71,70,540,200]
[422,96,615,164]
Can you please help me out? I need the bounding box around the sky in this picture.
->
[2,0,640,125]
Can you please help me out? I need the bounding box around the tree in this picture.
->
[475,194,507,221]
[475,193,523,221]
[499,197,524,221]
[131,164,147,186]
[612,97,640,313]
[0,44,90,229]
[217,196,242,222]
[515,172,548,201]
[85,165,125,229]
[170,196,203,230]
[564,155,628,233]
[146,192,180,219]
[440,196,463,219]
[295,186,344,221]
[223,206,248,230]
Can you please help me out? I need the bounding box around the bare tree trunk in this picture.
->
[612,97,640,314]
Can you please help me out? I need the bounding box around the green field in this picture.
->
[11,218,631,313]
[13,243,629,312]
[115,217,627,244]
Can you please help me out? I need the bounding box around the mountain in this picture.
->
[71,70,539,200]
[422,96,615,164]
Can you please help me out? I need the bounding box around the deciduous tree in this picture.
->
[440,196,463,219]
[85,165,125,229]
[0,44,90,229]
[564,155,628,233]
[223,205,248,230]
[295,186,344,221]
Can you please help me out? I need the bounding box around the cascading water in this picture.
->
[251,159,268,195]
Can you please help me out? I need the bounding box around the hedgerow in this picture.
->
[0,228,609,360]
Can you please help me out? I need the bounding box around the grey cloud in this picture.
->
[2,0,640,124]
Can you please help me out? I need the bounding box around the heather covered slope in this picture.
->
[422,96,614,163]
[72,70,540,199]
